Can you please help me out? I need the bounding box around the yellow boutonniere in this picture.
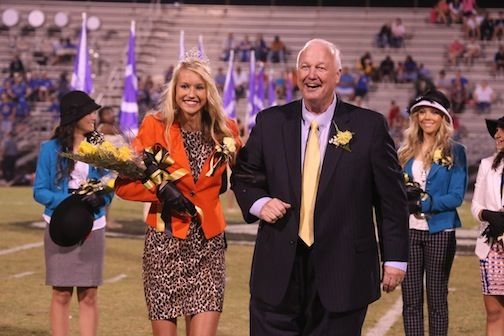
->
[433,148,453,168]
[328,121,353,152]
[206,137,237,177]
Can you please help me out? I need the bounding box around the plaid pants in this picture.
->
[402,229,456,336]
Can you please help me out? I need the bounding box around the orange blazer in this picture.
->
[115,113,241,239]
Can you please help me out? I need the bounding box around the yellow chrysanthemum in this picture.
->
[336,131,352,145]
[116,146,132,161]
[78,141,97,155]
[100,141,117,155]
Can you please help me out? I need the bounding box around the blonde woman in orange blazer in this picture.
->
[116,53,241,336]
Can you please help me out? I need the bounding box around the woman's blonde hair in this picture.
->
[157,53,233,151]
[397,107,454,168]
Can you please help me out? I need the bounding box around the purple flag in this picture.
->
[247,52,256,132]
[119,20,139,136]
[70,13,93,93]
[285,73,293,103]
[197,35,205,59]
[268,69,276,107]
[253,65,265,115]
[223,50,236,119]
[179,30,185,60]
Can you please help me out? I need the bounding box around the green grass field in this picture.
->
[0,187,485,335]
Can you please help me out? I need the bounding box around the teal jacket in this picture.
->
[33,139,113,219]
[404,142,468,234]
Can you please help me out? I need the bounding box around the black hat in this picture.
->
[485,117,504,138]
[49,194,94,247]
[409,89,452,125]
[60,90,101,126]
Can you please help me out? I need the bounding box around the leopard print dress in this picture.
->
[143,129,226,320]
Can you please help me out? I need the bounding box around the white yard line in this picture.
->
[0,242,43,256]
[365,297,403,336]
[9,271,35,279]
[104,274,127,284]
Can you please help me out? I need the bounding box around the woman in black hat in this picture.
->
[33,90,113,336]
[398,89,468,335]
[472,116,504,335]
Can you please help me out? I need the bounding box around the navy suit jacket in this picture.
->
[231,99,409,313]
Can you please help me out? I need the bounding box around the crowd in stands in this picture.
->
[220,33,289,63]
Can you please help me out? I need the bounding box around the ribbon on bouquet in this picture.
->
[142,144,188,190]
[74,179,107,196]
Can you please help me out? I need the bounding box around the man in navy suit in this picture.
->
[231,39,409,335]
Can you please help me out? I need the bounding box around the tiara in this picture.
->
[180,47,210,66]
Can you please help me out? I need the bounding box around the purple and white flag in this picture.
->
[179,30,185,60]
[268,69,276,107]
[247,52,256,131]
[285,73,293,103]
[253,65,265,115]
[223,50,236,119]
[70,12,93,93]
[119,20,139,136]
[197,35,205,59]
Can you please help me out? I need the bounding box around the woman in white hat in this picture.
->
[472,116,504,336]
[398,89,468,335]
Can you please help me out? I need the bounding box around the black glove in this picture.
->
[157,182,196,216]
[405,184,422,214]
[81,193,106,210]
[481,210,504,239]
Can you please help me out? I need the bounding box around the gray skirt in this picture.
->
[44,223,105,287]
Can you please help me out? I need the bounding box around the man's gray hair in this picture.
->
[296,39,342,71]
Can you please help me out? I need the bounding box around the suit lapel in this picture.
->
[427,163,442,180]
[283,102,302,206]
[318,100,352,197]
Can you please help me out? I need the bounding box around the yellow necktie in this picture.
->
[299,120,320,247]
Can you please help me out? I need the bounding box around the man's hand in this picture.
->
[259,198,291,224]
[382,265,406,293]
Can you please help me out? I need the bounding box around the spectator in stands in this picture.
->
[495,11,504,41]
[8,54,24,77]
[379,55,396,83]
[435,69,451,95]
[0,92,15,138]
[1,131,17,183]
[403,55,419,82]
[391,18,406,48]
[472,116,504,336]
[398,89,467,336]
[237,34,253,62]
[447,38,465,66]
[387,99,401,127]
[214,67,226,93]
[220,32,236,62]
[450,78,468,114]
[33,90,113,336]
[375,22,392,48]
[463,37,482,65]
[480,12,495,42]
[234,65,248,100]
[431,0,450,25]
[335,66,355,101]
[268,35,287,63]
[465,13,480,39]
[56,71,71,100]
[359,51,377,80]
[97,106,124,230]
[451,69,469,89]
[354,70,371,99]
[414,72,435,97]
[473,80,496,114]
[462,0,477,17]
[417,63,432,80]
[395,61,405,83]
[164,65,174,83]
[11,72,30,121]
[254,33,269,63]
[115,54,241,336]
[493,45,504,77]
[37,71,54,102]
[449,0,463,24]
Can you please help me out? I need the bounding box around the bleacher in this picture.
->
[0,1,502,178]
